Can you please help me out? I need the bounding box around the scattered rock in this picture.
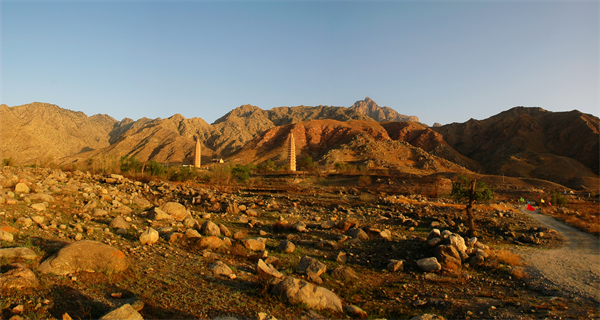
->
[0,247,38,261]
[159,202,190,221]
[201,220,221,237]
[38,240,128,275]
[242,238,266,252]
[140,228,159,245]
[416,257,442,272]
[271,277,343,312]
[277,240,296,253]
[256,259,283,278]
[209,260,233,276]
[0,264,39,289]
[98,303,143,320]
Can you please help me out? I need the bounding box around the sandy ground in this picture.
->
[519,205,600,302]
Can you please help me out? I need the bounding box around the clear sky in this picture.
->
[1,1,598,126]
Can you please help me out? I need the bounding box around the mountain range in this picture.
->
[1,98,598,190]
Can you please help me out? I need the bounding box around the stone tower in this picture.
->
[288,132,296,172]
[193,137,201,168]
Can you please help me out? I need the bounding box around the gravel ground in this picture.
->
[518,205,600,303]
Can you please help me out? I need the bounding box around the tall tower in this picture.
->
[193,137,201,168]
[288,132,296,172]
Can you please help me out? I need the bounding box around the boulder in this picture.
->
[409,314,446,320]
[271,277,343,312]
[93,208,108,217]
[185,229,202,239]
[209,260,233,276]
[197,236,224,250]
[449,234,467,253]
[256,259,283,278]
[0,247,38,261]
[277,240,296,253]
[139,228,159,245]
[147,207,171,221]
[14,182,30,194]
[0,264,39,289]
[158,202,190,221]
[332,266,358,280]
[347,228,369,241]
[416,257,442,272]
[200,221,221,237]
[98,304,143,320]
[296,256,327,278]
[344,305,367,319]
[29,193,55,202]
[0,230,14,242]
[30,203,47,211]
[242,238,266,252]
[218,224,232,237]
[427,229,441,240]
[38,240,128,275]
[109,216,130,230]
[387,259,405,272]
[336,218,359,232]
[434,245,462,268]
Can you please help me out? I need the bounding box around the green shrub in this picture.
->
[1,158,14,166]
[551,192,568,206]
[147,160,166,177]
[231,164,251,182]
[120,155,142,174]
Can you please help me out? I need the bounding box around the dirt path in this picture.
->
[518,205,600,302]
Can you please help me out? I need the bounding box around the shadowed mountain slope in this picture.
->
[433,107,600,189]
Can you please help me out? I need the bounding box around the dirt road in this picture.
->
[518,205,600,302]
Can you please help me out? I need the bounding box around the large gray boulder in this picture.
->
[38,240,128,275]
[271,277,342,313]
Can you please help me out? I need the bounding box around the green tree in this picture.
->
[299,156,315,172]
[147,160,165,177]
[120,155,142,174]
[231,164,251,182]
[451,175,493,237]
[257,160,276,173]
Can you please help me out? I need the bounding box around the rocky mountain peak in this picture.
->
[349,97,419,123]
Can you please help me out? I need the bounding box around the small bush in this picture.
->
[493,249,522,266]
[1,158,15,166]
[551,192,568,206]
[231,164,252,182]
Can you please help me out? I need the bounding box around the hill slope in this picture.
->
[0,103,117,164]
[433,107,600,189]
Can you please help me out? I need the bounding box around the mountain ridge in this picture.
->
[1,101,597,190]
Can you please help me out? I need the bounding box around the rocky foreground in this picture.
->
[0,166,598,319]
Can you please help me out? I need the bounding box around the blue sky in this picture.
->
[1,1,598,126]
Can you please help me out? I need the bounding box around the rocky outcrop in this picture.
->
[350,97,419,123]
